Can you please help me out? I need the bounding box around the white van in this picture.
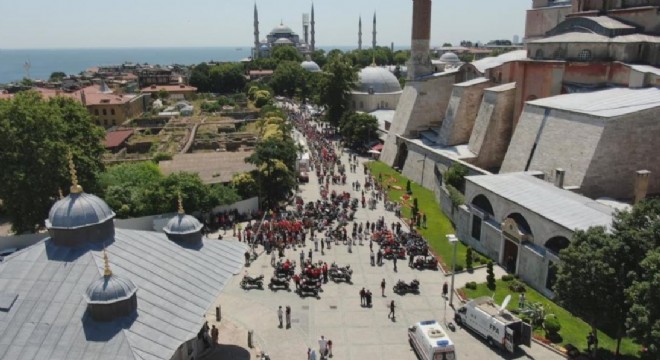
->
[408,320,456,360]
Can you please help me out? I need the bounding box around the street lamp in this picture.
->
[447,234,459,307]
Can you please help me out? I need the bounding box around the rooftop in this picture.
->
[531,32,660,43]
[141,84,197,93]
[104,129,135,148]
[526,87,660,117]
[159,151,257,184]
[471,50,528,73]
[467,172,615,231]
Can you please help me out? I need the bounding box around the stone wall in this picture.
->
[350,92,401,113]
[524,4,571,42]
[437,78,492,146]
[468,83,516,171]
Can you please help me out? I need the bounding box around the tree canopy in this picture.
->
[269,61,305,98]
[190,63,246,94]
[318,55,357,127]
[271,46,303,63]
[339,112,378,150]
[0,91,106,233]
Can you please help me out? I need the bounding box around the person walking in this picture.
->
[518,292,526,308]
[388,300,396,320]
[277,306,283,328]
[308,248,313,262]
[393,256,398,272]
[271,250,276,267]
[286,305,291,329]
[408,253,414,267]
[442,281,448,299]
[211,325,219,347]
[360,288,366,306]
[370,250,375,266]
[321,236,325,255]
[318,335,328,357]
[327,339,333,358]
[381,279,386,297]
[366,290,372,307]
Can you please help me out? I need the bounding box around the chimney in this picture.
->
[634,170,651,205]
[554,168,565,188]
[408,0,434,80]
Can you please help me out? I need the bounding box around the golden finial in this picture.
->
[177,192,185,214]
[103,248,113,277]
[67,151,83,194]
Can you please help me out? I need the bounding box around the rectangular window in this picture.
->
[471,215,482,241]
[94,109,99,116]
[111,109,115,115]
[102,109,107,116]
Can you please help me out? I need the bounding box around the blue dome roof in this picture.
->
[47,192,115,229]
[85,274,137,304]
[163,214,203,235]
[301,60,321,72]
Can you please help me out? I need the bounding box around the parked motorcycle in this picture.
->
[269,276,291,291]
[413,255,438,270]
[393,279,420,295]
[328,264,353,283]
[240,274,264,290]
[383,245,406,260]
[297,279,321,298]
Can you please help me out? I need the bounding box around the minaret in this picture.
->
[372,12,377,50]
[358,16,362,50]
[253,3,260,59]
[303,13,310,45]
[310,3,316,52]
[408,0,434,80]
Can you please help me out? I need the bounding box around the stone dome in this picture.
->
[439,52,461,64]
[355,66,402,94]
[301,60,321,72]
[163,214,203,235]
[85,273,137,304]
[47,192,116,229]
[274,38,294,45]
[271,23,294,35]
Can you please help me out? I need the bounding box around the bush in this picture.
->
[406,180,412,194]
[465,281,477,290]
[466,247,473,269]
[502,274,515,282]
[509,280,526,293]
[474,256,482,264]
[152,152,172,163]
[446,184,465,208]
[543,315,561,335]
[486,261,496,290]
[443,162,468,190]
[454,264,464,272]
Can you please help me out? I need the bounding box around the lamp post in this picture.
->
[447,234,459,307]
[416,154,427,187]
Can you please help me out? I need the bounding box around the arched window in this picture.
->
[470,195,495,241]
[577,49,592,61]
[545,236,570,255]
[535,49,544,59]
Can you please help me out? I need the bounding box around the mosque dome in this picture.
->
[439,52,461,64]
[163,213,203,236]
[271,23,294,35]
[355,66,402,94]
[301,60,321,72]
[47,192,115,229]
[274,38,294,45]
[85,273,137,304]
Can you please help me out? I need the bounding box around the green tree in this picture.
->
[209,63,246,94]
[626,249,660,358]
[311,49,327,68]
[189,63,212,92]
[271,46,303,63]
[442,42,453,47]
[486,261,496,290]
[338,112,378,150]
[443,162,468,191]
[100,161,163,217]
[393,51,410,65]
[269,61,305,97]
[231,172,259,199]
[318,55,357,127]
[466,246,473,270]
[0,91,105,233]
[49,71,67,82]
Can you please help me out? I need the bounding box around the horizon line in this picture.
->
[0,45,413,51]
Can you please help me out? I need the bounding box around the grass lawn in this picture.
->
[366,161,469,269]
[461,279,642,359]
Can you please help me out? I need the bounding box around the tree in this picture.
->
[443,162,468,191]
[189,63,212,92]
[49,71,67,82]
[0,91,105,233]
[393,51,410,66]
[338,112,378,150]
[100,162,163,217]
[626,249,660,358]
[231,172,259,199]
[486,261,496,290]
[442,43,453,47]
[466,246,473,270]
[269,61,305,97]
[271,46,303,63]
[311,49,327,68]
[318,55,357,126]
[209,63,246,94]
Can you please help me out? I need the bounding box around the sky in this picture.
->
[0,0,529,49]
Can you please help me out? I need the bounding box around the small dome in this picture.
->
[47,192,115,229]
[355,66,402,94]
[271,23,294,35]
[163,214,203,235]
[439,52,461,64]
[274,38,294,45]
[85,274,137,304]
[301,60,321,72]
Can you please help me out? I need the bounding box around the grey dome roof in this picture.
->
[274,38,294,45]
[47,192,115,229]
[301,60,321,72]
[439,52,461,64]
[85,274,137,304]
[355,66,402,94]
[271,24,294,35]
[163,214,203,235]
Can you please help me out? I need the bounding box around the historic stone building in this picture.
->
[252,4,314,59]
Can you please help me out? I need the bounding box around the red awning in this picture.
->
[372,143,384,151]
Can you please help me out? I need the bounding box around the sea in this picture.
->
[0,46,359,84]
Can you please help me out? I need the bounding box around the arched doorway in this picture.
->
[394,142,408,171]
[500,213,533,274]
[470,195,495,241]
[544,236,569,291]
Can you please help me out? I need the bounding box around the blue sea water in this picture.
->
[0,46,358,84]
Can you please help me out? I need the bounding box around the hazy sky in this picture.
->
[0,0,529,49]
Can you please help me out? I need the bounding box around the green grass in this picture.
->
[462,279,642,359]
[366,161,469,269]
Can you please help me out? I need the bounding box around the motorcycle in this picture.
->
[383,245,406,260]
[328,264,353,283]
[413,255,438,270]
[393,279,420,295]
[274,260,296,278]
[297,279,321,298]
[269,276,291,291]
[240,274,264,290]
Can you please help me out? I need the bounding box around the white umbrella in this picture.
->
[368,150,381,154]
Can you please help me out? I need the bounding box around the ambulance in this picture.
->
[408,320,456,360]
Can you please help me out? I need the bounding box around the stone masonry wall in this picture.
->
[438,79,492,146]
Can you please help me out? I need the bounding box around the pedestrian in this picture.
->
[319,335,328,357]
[322,262,328,283]
[300,250,305,266]
[370,250,375,266]
[277,306,283,328]
[381,279,386,297]
[360,288,366,306]
[366,290,372,307]
[321,236,325,254]
[393,256,398,272]
[271,250,276,267]
[388,300,396,320]
[314,236,319,252]
[442,282,448,299]
[309,349,317,360]
[408,253,414,267]
[587,332,597,352]
[327,339,333,358]
[348,238,352,253]
[377,249,383,266]
[286,305,291,329]
[308,248,313,262]
[293,273,301,290]
[211,325,219,347]
[519,292,526,308]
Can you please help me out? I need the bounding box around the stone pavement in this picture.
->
[203,137,564,360]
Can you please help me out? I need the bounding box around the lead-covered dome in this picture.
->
[271,23,294,35]
[163,213,203,235]
[47,192,115,229]
[301,60,321,72]
[439,52,461,64]
[355,66,402,94]
[85,274,137,304]
[274,38,294,45]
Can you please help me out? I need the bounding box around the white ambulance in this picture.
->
[408,320,456,360]
[454,295,532,353]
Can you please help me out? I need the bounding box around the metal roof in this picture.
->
[526,87,660,117]
[580,16,635,30]
[471,50,528,73]
[531,32,660,43]
[0,228,247,360]
[467,172,614,231]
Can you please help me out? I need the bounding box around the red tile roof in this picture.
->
[141,84,197,93]
[104,129,135,148]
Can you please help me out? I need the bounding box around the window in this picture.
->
[111,109,115,115]
[535,49,544,59]
[471,215,482,241]
[103,119,108,126]
[102,109,107,116]
[577,49,592,61]
[359,101,364,109]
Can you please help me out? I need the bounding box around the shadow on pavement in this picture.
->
[199,344,252,360]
